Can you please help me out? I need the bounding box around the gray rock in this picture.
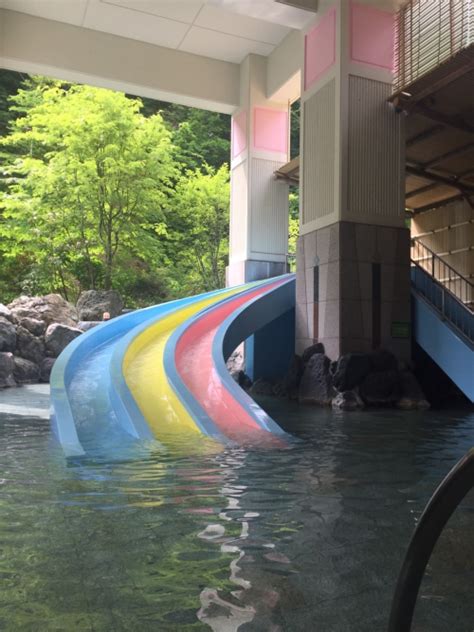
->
[16,326,45,364]
[299,353,335,406]
[76,290,123,321]
[0,303,13,321]
[13,357,40,384]
[0,352,16,388]
[0,316,16,352]
[396,371,430,410]
[40,357,55,383]
[283,354,304,400]
[45,323,82,357]
[332,390,364,411]
[359,370,401,406]
[77,321,101,332]
[370,349,398,373]
[8,294,78,328]
[19,317,47,336]
[226,347,244,375]
[249,378,275,397]
[333,353,371,391]
[302,342,325,365]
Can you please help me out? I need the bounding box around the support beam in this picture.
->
[412,193,469,215]
[406,165,474,195]
[414,104,474,136]
[406,124,444,148]
[423,141,474,168]
[0,8,240,114]
[406,182,439,200]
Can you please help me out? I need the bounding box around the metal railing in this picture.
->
[389,449,474,631]
[394,0,474,92]
[411,238,474,342]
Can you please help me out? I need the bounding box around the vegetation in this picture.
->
[0,71,298,306]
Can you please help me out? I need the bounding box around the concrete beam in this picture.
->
[0,9,240,114]
[266,29,302,103]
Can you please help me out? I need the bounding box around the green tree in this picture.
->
[169,165,230,292]
[1,82,176,296]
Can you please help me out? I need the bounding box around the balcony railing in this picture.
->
[394,0,474,92]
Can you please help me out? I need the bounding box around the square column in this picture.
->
[296,0,410,361]
[227,54,290,285]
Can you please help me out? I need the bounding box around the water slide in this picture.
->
[50,274,295,457]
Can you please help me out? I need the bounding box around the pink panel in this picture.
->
[304,8,336,91]
[351,2,394,71]
[231,110,247,159]
[253,107,288,154]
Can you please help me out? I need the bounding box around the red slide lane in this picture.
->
[174,280,285,443]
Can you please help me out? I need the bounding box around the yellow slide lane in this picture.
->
[123,287,247,445]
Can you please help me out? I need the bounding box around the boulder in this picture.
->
[332,390,364,411]
[359,370,401,406]
[19,317,47,337]
[0,352,16,388]
[76,290,123,321]
[282,354,304,400]
[40,357,55,383]
[302,342,325,365]
[298,353,335,406]
[77,321,101,332]
[0,316,16,352]
[13,357,40,384]
[396,371,430,410]
[249,378,275,397]
[0,303,13,321]
[237,371,252,390]
[45,323,82,357]
[332,353,371,391]
[16,326,45,364]
[7,294,78,327]
[226,347,244,376]
[370,349,398,373]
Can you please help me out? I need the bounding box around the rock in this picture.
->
[298,353,335,405]
[249,378,275,397]
[332,390,364,411]
[13,357,40,384]
[272,381,288,398]
[0,303,13,322]
[44,323,82,357]
[359,370,401,406]
[77,321,101,332]
[40,357,55,383]
[370,349,398,373]
[7,294,78,328]
[16,326,45,364]
[226,347,244,375]
[0,316,16,352]
[333,353,371,391]
[19,317,47,336]
[302,342,325,365]
[282,354,304,400]
[76,290,123,321]
[0,352,16,388]
[237,371,252,390]
[396,371,430,410]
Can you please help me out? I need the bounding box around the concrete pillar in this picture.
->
[227,54,290,285]
[296,0,410,361]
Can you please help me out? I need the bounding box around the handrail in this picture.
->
[388,449,474,631]
[411,236,474,290]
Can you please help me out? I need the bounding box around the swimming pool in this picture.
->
[1,385,473,631]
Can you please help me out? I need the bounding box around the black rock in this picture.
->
[283,354,304,399]
[249,378,275,397]
[359,370,401,406]
[19,317,47,336]
[16,326,45,364]
[396,371,430,410]
[370,349,398,373]
[0,351,16,388]
[299,353,335,405]
[45,323,82,358]
[13,357,40,384]
[0,316,16,352]
[333,353,371,391]
[301,342,325,365]
[40,357,55,383]
[237,371,252,389]
[76,290,123,321]
[332,390,364,411]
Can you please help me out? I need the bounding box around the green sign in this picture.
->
[391,321,411,339]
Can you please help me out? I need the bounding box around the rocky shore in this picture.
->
[0,290,123,388]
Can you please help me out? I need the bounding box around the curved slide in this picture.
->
[51,275,295,457]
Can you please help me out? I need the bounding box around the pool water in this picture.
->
[1,385,473,631]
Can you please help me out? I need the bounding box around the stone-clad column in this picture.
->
[296,0,410,362]
[227,54,290,285]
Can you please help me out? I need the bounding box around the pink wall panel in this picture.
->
[253,107,288,154]
[351,2,394,71]
[231,109,247,159]
[304,8,336,91]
